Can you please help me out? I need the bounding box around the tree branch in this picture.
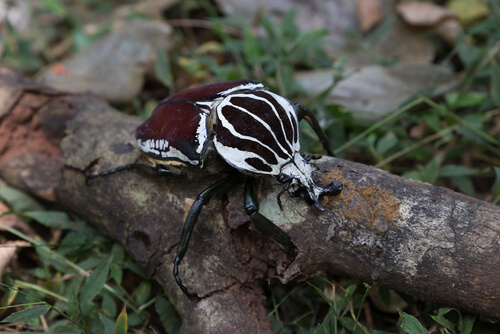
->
[1,67,499,332]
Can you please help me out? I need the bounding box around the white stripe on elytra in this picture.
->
[268,91,300,152]
[195,100,216,110]
[216,107,288,169]
[248,91,299,152]
[220,97,293,158]
[223,91,299,154]
[218,82,265,96]
[213,138,282,175]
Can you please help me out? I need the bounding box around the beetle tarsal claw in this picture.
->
[322,181,343,197]
[287,179,343,211]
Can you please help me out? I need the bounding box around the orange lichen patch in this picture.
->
[320,169,344,192]
[322,169,400,233]
[341,183,399,233]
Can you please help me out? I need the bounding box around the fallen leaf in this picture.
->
[435,18,463,46]
[396,1,456,26]
[396,1,462,46]
[355,0,384,32]
[36,20,174,103]
[447,0,489,25]
[296,64,464,122]
[0,201,36,238]
[83,0,180,34]
[0,240,30,279]
[0,0,30,33]
[370,17,435,65]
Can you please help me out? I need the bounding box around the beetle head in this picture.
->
[278,154,342,210]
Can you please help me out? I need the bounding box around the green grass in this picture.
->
[1,0,500,332]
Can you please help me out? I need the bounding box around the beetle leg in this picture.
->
[174,173,240,300]
[85,164,139,184]
[296,105,334,156]
[302,153,322,162]
[276,180,292,211]
[244,178,296,254]
[154,166,176,177]
[86,163,178,184]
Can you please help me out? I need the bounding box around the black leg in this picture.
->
[276,179,292,211]
[85,164,138,184]
[173,173,240,299]
[302,153,322,162]
[244,178,296,254]
[296,105,334,156]
[85,163,176,184]
[153,166,177,177]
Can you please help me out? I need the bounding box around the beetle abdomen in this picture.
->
[136,102,209,166]
[214,90,300,175]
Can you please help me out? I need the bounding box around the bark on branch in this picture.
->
[1,67,499,333]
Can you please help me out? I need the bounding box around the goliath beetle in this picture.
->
[88,79,342,299]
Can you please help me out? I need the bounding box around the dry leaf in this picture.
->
[36,20,174,103]
[396,1,462,46]
[84,0,180,34]
[0,240,30,279]
[447,0,489,25]
[396,1,456,26]
[0,201,36,237]
[435,18,462,46]
[355,0,384,32]
[296,64,463,122]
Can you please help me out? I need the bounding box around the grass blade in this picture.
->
[1,305,50,323]
[80,256,113,306]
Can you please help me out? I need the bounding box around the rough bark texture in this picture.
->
[1,67,499,332]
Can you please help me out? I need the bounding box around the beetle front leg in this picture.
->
[174,173,240,300]
[244,178,296,254]
[296,104,334,156]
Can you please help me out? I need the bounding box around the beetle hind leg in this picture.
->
[173,173,240,300]
[296,104,334,156]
